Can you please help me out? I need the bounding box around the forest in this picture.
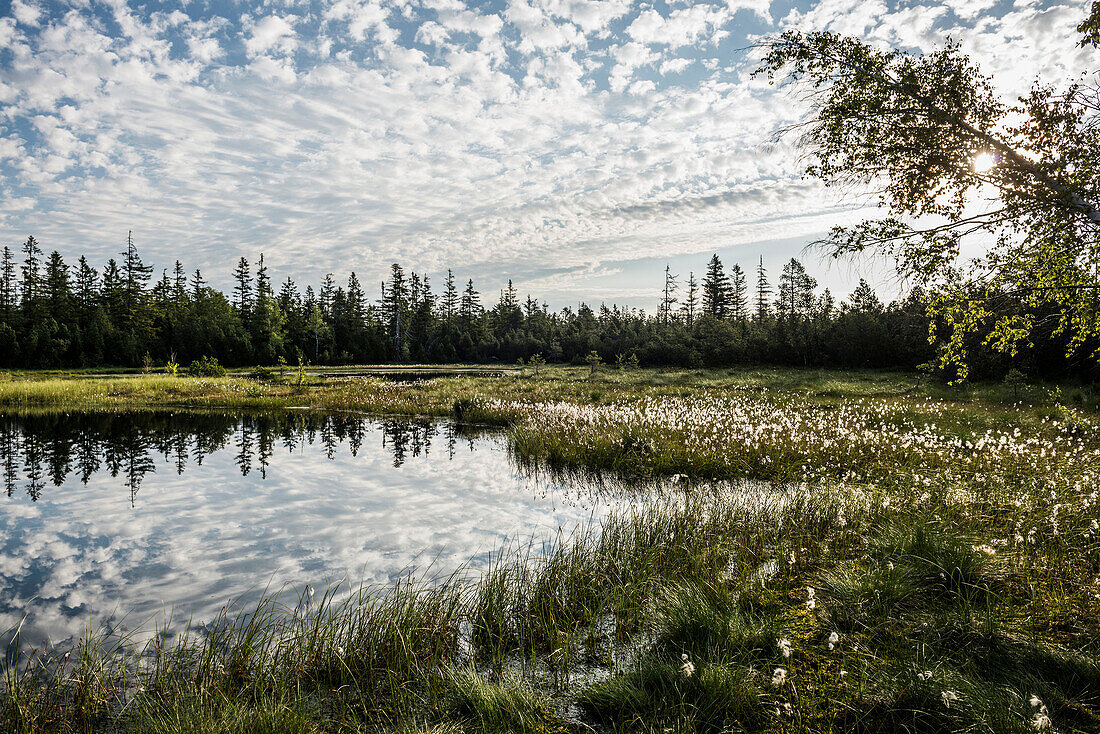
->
[0,232,1089,379]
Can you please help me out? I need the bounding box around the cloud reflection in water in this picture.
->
[0,412,631,652]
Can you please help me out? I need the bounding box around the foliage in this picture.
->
[188,356,226,378]
[755,22,1100,381]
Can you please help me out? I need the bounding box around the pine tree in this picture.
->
[442,269,458,320]
[702,254,732,318]
[383,263,408,357]
[346,271,366,325]
[232,257,252,324]
[0,246,17,317]
[460,279,481,323]
[251,254,284,362]
[680,272,698,326]
[190,269,205,299]
[408,275,436,357]
[754,256,771,321]
[659,265,678,324]
[846,278,884,313]
[278,277,300,312]
[776,258,817,320]
[44,251,71,322]
[75,256,99,313]
[495,279,521,331]
[153,270,171,311]
[730,264,748,321]
[172,261,189,306]
[120,231,153,334]
[319,274,336,317]
[20,235,43,314]
[101,259,124,320]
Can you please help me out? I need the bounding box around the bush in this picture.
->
[188,356,227,377]
[249,366,276,381]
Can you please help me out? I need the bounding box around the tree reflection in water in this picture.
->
[0,412,490,506]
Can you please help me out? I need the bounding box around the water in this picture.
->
[0,410,631,654]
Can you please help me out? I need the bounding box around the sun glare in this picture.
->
[973,151,996,173]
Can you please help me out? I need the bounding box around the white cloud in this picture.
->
[10,0,41,28]
[0,0,1091,306]
[244,14,297,57]
[628,5,733,48]
[414,20,449,46]
[659,57,694,75]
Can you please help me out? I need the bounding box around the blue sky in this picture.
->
[0,0,1090,310]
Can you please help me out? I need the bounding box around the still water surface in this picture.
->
[0,411,630,653]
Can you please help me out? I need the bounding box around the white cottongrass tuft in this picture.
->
[777,638,791,658]
[826,631,839,650]
[772,668,787,686]
[941,690,959,708]
[680,653,695,678]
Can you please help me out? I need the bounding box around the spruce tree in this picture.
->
[442,269,458,320]
[232,257,253,325]
[680,272,698,326]
[120,231,153,335]
[45,252,71,322]
[172,261,189,306]
[460,278,481,323]
[730,263,748,321]
[101,259,124,321]
[20,235,43,314]
[75,256,99,314]
[0,246,17,317]
[702,254,732,318]
[383,263,408,357]
[190,269,205,299]
[755,256,771,321]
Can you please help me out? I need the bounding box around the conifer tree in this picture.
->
[0,246,17,317]
[755,256,771,321]
[75,256,99,313]
[730,263,748,321]
[101,259,124,321]
[702,254,732,318]
[120,231,154,336]
[442,269,458,320]
[680,272,698,326]
[45,252,71,322]
[20,235,43,314]
[659,265,678,324]
[190,269,205,299]
[232,257,253,324]
[460,279,481,323]
[172,261,188,306]
[846,278,884,313]
[776,258,817,320]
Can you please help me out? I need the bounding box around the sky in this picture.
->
[0,0,1093,311]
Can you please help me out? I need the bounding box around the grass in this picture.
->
[2,365,1100,732]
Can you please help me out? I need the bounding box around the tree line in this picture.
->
[0,233,1086,379]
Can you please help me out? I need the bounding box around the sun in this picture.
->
[973,151,997,173]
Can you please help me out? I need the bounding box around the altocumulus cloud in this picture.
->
[0,0,1090,305]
